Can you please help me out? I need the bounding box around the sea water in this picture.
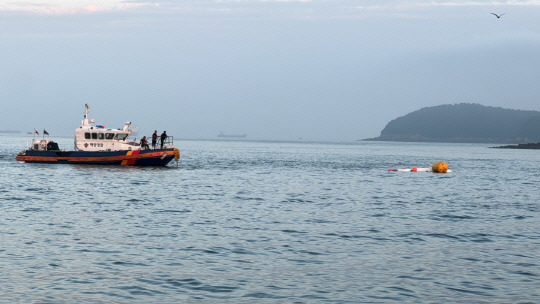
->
[1,134,539,303]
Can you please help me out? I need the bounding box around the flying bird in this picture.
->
[491,13,505,19]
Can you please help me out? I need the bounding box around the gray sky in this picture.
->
[1,0,539,141]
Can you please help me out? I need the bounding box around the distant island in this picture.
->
[366,103,540,144]
[492,143,540,149]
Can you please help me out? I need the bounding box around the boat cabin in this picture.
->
[25,104,173,152]
[73,104,141,151]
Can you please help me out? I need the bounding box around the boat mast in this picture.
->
[83,104,89,125]
[81,103,95,128]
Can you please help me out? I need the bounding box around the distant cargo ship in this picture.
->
[0,130,20,134]
[218,132,246,138]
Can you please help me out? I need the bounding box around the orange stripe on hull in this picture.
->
[121,150,141,166]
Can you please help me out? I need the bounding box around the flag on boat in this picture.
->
[33,129,39,135]
[44,129,49,135]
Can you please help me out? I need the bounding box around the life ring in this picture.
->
[40,140,48,149]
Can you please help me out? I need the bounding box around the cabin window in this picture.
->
[85,133,91,139]
[116,133,128,141]
[91,133,97,139]
[98,133,104,140]
[106,133,114,140]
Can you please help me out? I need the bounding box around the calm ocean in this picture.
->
[1,134,539,303]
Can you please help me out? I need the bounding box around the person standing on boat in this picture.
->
[140,136,149,150]
[152,130,158,149]
[160,131,167,149]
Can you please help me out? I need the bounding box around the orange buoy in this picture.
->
[432,162,448,173]
[174,148,180,161]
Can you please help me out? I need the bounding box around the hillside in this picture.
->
[367,103,540,144]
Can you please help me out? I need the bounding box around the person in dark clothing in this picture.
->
[140,136,149,150]
[152,130,158,149]
[160,131,167,149]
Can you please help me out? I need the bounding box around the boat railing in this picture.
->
[137,135,175,150]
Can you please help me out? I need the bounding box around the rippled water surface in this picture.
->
[1,134,539,303]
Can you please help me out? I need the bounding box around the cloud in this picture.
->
[3,0,540,16]
[420,0,540,6]
[0,0,155,15]
[82,5,102,12]
[350,0,540,10]
[1,0,540,22]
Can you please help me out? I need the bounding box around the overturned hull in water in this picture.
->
[17,148,180,166]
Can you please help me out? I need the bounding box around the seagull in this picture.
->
[491,13,505,19]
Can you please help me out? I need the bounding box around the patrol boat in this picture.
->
[16,104,180,166]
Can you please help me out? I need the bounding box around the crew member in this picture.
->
[160,131,167,149]
[152,130,158,149]
[140,136,149,150]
